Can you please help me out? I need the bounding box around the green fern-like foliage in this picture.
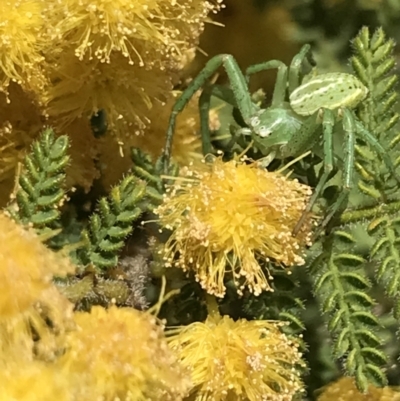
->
[306,27,400,392]
[310,229,387,390]
[7,128,69,237]
[130,147,179,210]
[241,265,305,336]
[351,26,400,201]
[350,27,400,324]
[77,175,147,270]
[368,216,400,320]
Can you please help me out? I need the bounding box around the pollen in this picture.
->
[155,157,314,298]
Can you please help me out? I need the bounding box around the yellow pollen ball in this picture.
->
[155,157,315,298]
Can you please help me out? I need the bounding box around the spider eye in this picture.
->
[259,126,271,137]
[250,117,260,127]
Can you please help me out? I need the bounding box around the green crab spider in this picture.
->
[162,44,399,235]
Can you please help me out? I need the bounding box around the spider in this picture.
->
[162,44,399,235]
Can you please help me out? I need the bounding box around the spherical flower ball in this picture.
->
[168,313,305,401]
[0,0,47,96]
[40,0,224,137]
[0,212,75,318]
[57,305,190,401]
[0,212,75,359]
[44,0,224,67]
[42,50,174,134]
[317,377,400,401]
[0,359,71,401]
[155,157,314,298]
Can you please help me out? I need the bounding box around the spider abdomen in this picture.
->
[289,72,368,116]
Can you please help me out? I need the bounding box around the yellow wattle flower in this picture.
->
[0,360,71,401]
[168,312,305,401]
[155,157,314,297]
[317,377,400,401]
[44,0,223,67]
[41,0,224,136]
[0,212,75,360]
[0,82,46,190]
[57,305,190,401]
[0,0,46,96]
[43,51,173,133]
[0,212,74,318]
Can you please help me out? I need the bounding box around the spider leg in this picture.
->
[227,125,251,151]
[162,54,256,174]
[316,108,357,236]
[354,118,400,186]
[293,108,334,236]
[199,85,237,155]
[245,60,288,107]
[288,44,316,94]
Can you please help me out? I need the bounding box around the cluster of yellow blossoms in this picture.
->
[0,212,189,400]
[1,0,223,124]
[153,156,319,399]
[0,2,313,400]
[0,0,223,198]
[0,210,310,401]
[0,212,75,358]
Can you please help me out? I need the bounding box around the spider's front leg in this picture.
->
[292,109,335,236]
[245,60,288,107]
[315,108,357,235]
[287,44,316,94]
[244,44,315,107]
[162,55,257,174]
[199,84,237,155]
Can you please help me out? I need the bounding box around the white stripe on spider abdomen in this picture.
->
[289,72,369,116]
